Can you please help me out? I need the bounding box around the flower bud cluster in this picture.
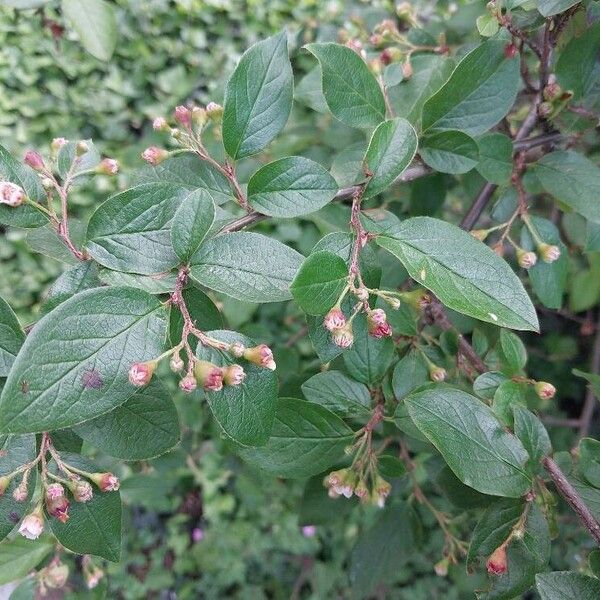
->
[324,468,392,508]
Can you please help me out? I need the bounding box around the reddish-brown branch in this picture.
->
[542,456,600,545]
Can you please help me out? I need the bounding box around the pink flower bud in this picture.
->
[429,365,447,383]
[51,137,68,153]
[128,361,155,387]
[45,483,65,500]
[141,146,169,166]
[230,341,245,358]
[243,344,276,370]
[0,181,26,207]
[18,508,44,540]
[332,324,354,348]
[24,150,45,171]
[223,364,246,386]
[170,352,184,372]
[174,105,192,128]
[191,107,207,126]
[194,360,224,391]
[434,557,449,577]
[323,308,346,332]
[70,480,93,502]
[152,116,169,131]
[369,322,393,338]
[517,249,537,269]
[534,381,556,400]
[13,482,28,502]
[97,158,119,175]
[486,545,508,575]
[539,243,561,263]
[206,102,223,118]
[45,493,70,523]
[43,561,69,589]
[84,566,104,589]
[91,472,120,492]
[192,527,204,542]
[179,375,198,393]
[302,525,316,537]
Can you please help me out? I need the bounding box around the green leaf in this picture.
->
[556,23,600,100]
[0,287,168,433]
[392,349,429,400]
[437,465,492,509]
[513,406,552,475]
[363,118,418,198]
[422,39,520,136]
[534,151,600,223]
[473,371,508,400]
[86,183,193,275]
[499,329,527,373]
[236,397,354,477]
[97,269,177,295]
[170,189,215,262]
[190,232,303,303]
[26,220,86,265]
[419,130,479,175]
[520,216,567,310]
[135,153,232,205]
[406,386,532,497]
[493,380,527,427]
[55,139,100,179]
[0,536,54,585]
[537,0,580,17]
[301,371,371,417]
[196,331,277,446]
[45,262,100,313]
[343,314,395,385]
[290,251,348,315]
[350,504,416,598]
[0,295,24,377]
[536,572,600,600]
[0,145,47,229]
[579,437,600,488]
[376,217,539,331]
[0,434,36,542]
[223,31,293,159]
[247,156,338,218]
[61,0,117,61]
[49,454,121,561]
[305,43,386,129]
[168,285,223,348]
[476,132,513,184]
[74,380,180,460]
[477,14,500,37]
[388,54,455,125]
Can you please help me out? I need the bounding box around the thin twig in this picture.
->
[579,309,600,438]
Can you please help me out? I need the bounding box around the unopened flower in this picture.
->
[170,352,184,372]
[471,229,489,242]
[153,116,169,131]
[24,150,45,171]
[43,561,69,589]
[141,146,169,165]
[323,308,346,332]
[223,364,246,386]
[75,141,89,156]
[355,287,369,301]
[402,58,413,79]
[84,565,104,590]
[401,289,431,312]
[434,557,450,577]
[128,360,156,387]
[368,309,392,338]
[45,492,70,523]
[354,480,369,500]
[504,43,517,59]
[179,375,198,393]
[543,82,562,102]
[332,324,354,348]
[244,344,276,370]
[517,249,537,269]
[538,101,553,119]
[302,525,316,538]
[51,137,68,153]
[70,480,93,502]
[372,476,391,507]
[0,474,12,495]
[45,483,65,500]
[97,158,119,175]
[324,469,355,498]
[538,243,560,263]
[486,544,508,575]
[91,472,120,492]
[230,341,245,357]
[194,360,224,391]
[205,102,223,118]
[174,105,192,128]
[0,181,25,207]
[18,508,44,540]
[192,527,204,542]
[191,106,207,127]
[429,365,447,383]
[13,481,28,502]
[534,381,556,400]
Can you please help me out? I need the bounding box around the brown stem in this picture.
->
[579,309,600,438]
[542,456,600,545]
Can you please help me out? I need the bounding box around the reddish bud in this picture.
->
[543,82,562,102]
[205,102,223,118]
[153,116,169,131]
[91,472,120,492]
[323,308,346,332]
[369,321,393,338]
[70,480,93,502]
[504,43,517,59]
[243,344,276,370]
[230,341,245,358]
[0,181,26,207]
[97,158,119,175]
[517,249,537,269]
[368,309,393,337]
[332,324,354,348]
[486,545,508,575]
[51,137,68,153]
[128,360,155,387]
[141,146,169,165]
[170,352,184,372]
[43,561,69,589]
[538,101,553,119]
[538,243,560,263]
[13,482,28,502]
[429,365,447,383]
[179,375,198,393]
[45,483,65,500]
[18,507,44,540]
[194,360,224,391]
[24,150,45,171]
[534,381,556,400]
[402,58,413,79]
[174,105,192,127]
[222,364,246,386]
[46,493,70,523]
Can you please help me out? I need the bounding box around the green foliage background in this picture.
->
[0,0,598,598]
